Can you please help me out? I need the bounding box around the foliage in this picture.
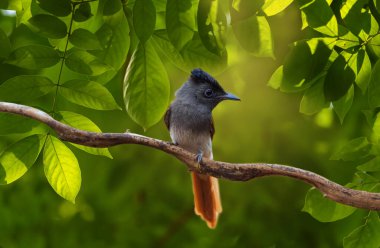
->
[0,0,380,246]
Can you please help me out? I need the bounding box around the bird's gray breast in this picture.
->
[169,103,213,159]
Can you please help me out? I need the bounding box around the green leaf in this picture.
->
[0,75,55,102]
[333,84,354,123]
[373,113,380,143]
[302,187,356,222]
[267,66,282,90]
[231,0,264,16]
[262,0,293,16]
[103,0,122,16]
[324,55,355,101]
[330,137,373,161]
[133,0,156,43]
[73,2,92,22]
[300,0,338,36]
[43,135,81,203]
[124,41,170,129]
[0,135,45,185]
[57,111,112,158]
[59,79,120,110]
[0,113,39,135]
[368,34,380,59]
[65,50,112,76]
[357,157,380,172]
[343,212,380,248]
[279,40,331,92]
[69,28,102,50]
[300,76,326,115]
[9,24,50,50]
[232,15,273,57]
[37,0,72,17]
[197,0,226,55]
[5,45,60,69]
[166,0,197,50]
[28,14,67,39]
[348,49,371,93]
[0,29,11,58]
[368,59,380,108]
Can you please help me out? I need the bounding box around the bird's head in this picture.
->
[175,68,240,110]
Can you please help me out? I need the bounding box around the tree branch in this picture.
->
[1,102,379,210]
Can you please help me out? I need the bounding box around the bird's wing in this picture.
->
[210,116,215,140]
[164,107,171,130]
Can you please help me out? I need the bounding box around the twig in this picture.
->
[0,102,379,210]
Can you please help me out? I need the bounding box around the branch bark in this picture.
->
[1,102,379,210]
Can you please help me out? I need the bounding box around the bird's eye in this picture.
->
[204,89,214,98]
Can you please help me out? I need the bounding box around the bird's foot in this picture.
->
[195,150,203,171]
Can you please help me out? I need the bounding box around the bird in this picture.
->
[164,68,240,228]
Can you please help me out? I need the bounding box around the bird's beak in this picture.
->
[221,92,240,101]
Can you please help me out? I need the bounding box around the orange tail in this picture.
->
[191,172,222,228]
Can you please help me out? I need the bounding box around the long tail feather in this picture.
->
[191,172,222,228]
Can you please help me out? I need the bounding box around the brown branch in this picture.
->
[1,102,379,210]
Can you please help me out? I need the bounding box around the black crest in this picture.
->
[190,68,224,92]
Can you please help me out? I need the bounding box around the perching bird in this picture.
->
[164,68,240,228]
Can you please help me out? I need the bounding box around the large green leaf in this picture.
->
[0,113,39,135]
[28,14,67,39]
[299,76,326,115]
[262,0,294,16]
[124,41,170,129]
[59,79,120,110]
[43,135,81,203]
[368,59,380,108]
[0,75,55,102]
[0,29,11,58]
[65,50,112,76]
[232,15,273,57]
[73,2,92,22]
[133,0,156,43]
[330,137,373,161]
[37,0,72,17]
[302,187,356,222]
[332,84,354,123]
[324,55,355,101]
[197,0,226,55]
[0,135,45,185]
[166,0,197,50]
[57,111,112,158]
[69,28,102,50]
[343,212,380,248]
[5,45,60,70]
[300,0,338,36]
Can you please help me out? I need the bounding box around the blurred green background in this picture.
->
[0,3,372,248]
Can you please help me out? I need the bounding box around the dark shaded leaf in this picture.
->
[133,0,156,43]
[69,28,102,50]
[300,76,326,115]
[73,3,92,22]
[0,28,11,58]
[333,84,354,123]
[37,0,72,17]
[28,14,67,39]
[330,137,373,161]
[65,50,112,76]
[368,59,380,108]
[103,0,122,16]
[0,113,39,135]
[5,45,60,69]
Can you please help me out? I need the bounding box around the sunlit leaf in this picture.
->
[0,75,55,102]
[300,76,326,115]
[324,55,355,101]
[343,212,380,248]
[373,113,380,143]
[368,59,380,108]
[124,40,170,129]
[65,50,112,76]
[69,28,102,50]
[347,49,371,93]
[5,45,60,69]
[232,15,273,57]
[57,111,112,158]
[231,0,264,16]
[0,113,39,135]
[330,137,373,161]
[59,79,120,110]
[133,0,156,43]
[333,84,354,123]
[0,135,45,185]
[262,0,293,16]
[197,0,226,55]
[73,2,92,22]
[300,0,338,36]
[37,0,72,17]
[43,135,81,203]
[28,14,67,39]
[0,29,11,58]
[302,187,356,222]
[166,0,197,50]
[267,65,282,90]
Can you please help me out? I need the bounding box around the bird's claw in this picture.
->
[195,150,203,171]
